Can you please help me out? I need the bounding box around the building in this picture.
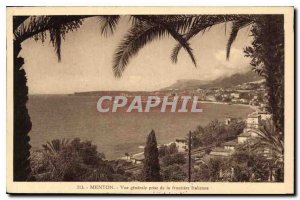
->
[209,147,233,157]
[230,93,240,99]
[237,131,252,144]
[175,138,187,152]
[223,140,238,150]
[239,98,249,104]
[246,113,261,129]
[224,117,237,125]
[130,153,144,165]
[258,111,272,121]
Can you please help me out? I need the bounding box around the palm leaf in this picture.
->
[136,16,197,66]
[226,20,253,59]
[98,15,120,36]
[112,19,196,78]
[170,15,255,64]
[49,25,62,61]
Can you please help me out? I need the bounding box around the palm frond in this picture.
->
[13,16,30,31]
[226,20,253,59]
[49,25,62,61]
[98,15,120,37]
[43,138,70,155]
[242,120,284,166]
[135,16,197,66]
[112,21,170,78]
[170,15,256,64]
[112,18,196,78]
[14,16,86,43]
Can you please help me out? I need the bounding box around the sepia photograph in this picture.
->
[6,7,294,194]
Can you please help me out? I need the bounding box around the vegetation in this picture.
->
[30,138,130,181]
[142,130,161,181]
[14,41,32,181]
[244,16,284,135]
[239,120,284,181]
[190,120,245,148]
[158,143,186,182]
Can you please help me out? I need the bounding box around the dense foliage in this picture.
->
[190,120,245,148]
[30,138,130,181]
[142,130,162,181]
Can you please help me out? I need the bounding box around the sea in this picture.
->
[27,94,254,160]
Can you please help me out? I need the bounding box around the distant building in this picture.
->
[238,131,252,144]
[258,111,272,121]
[130,153,144,165]
[231,99,238,103]
[231,93,240,99]
[239,98,249,104]
[246,113,261,129]
[175,138,187,152]
[206,95,216,101]
[209,147,233,157]
[223,140,238,150]
[224,117,237,125]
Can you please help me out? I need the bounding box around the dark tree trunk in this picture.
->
[13,41,32,181]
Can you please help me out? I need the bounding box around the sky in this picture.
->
[20,16,253,94]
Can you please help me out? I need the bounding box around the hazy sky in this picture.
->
[21,16,253,94]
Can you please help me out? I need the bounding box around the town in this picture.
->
[75,78,267,111]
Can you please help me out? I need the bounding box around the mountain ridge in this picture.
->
[161,71,263,91]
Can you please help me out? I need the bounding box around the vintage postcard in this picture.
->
[6,7,294,194]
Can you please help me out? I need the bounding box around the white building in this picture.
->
[246,113,261,129]
[258,111,272,121]
[130,153,144,165]
[175,138,187,152]
[231,93,240,99]
[238,131,252,144]
[223,140,238,150]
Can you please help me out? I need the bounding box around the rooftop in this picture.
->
[131,153,144,161]
[210,147,232,153]
[175,138,186,143]
[238,132,252,137]
[223,140,238,146]
[248,113,261,118]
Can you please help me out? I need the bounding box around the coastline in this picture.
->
[199,100,258,111]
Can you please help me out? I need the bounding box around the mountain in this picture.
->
[161,79,210,90]
[161,71,263,90]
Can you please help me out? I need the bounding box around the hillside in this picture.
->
[161,71,263,91]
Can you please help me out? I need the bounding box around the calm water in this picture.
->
[27,95,253,160]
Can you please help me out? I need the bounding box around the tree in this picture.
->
[13,41,32,181]
[161,153,186,166]
[207,157,223,182]
[161,164,186,182]
[226,121,246,140]
[244,15,284,135]
[142,130,161,181]
[244,120,284,181]
[190,125,204,148]
[30,138,121,181]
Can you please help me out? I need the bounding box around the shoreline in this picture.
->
[199,100,258,111]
